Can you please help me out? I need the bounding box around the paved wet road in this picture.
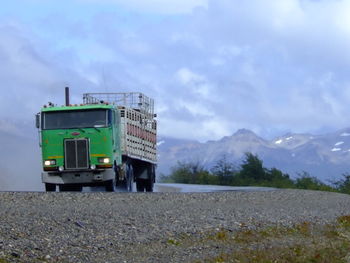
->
[87,183,276,193]
[154,183,276,192]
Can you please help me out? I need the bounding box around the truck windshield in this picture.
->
[43,109,109,130]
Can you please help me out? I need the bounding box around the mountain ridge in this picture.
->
[157,128,350,182]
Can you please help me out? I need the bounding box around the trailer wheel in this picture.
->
[145,165,155,192]
[114,161,120,187]
[127,165,134,192]
[145,179,154,192]
[45,183,56,192]
[105,179,116,192]
[136,179,145,192]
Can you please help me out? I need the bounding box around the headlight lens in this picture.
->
[98,157,110,164]
[44,159,56,166]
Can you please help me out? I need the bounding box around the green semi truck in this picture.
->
[36,91,157,192]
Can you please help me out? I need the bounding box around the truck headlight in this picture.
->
[44,159,56,166]
[98,157,110,164]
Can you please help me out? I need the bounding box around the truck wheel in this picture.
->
[127,165,134,192]
[45,183,56,192]
[114,161,120,187]
[136,179,145,192]
[105,179,116,192]
[145,179,154,192]
[145,165,155,192]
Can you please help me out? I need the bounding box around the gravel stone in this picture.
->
[0,189,350,262]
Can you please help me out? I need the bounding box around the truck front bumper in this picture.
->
[42,169,114,185]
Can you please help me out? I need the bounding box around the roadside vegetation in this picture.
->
[193,215,350,262]
[160,153,350,194]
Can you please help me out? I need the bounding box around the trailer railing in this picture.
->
[83,92,154,118]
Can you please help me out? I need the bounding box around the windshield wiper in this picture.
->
[93,126,101,132]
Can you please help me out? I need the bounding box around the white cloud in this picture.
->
[78,0,208,14]
[177,99,213,117]
[159,116,230,142]
[2,0,350,142]
[175,68,211,98]
[176,68,203,85]
[0,22,97,122]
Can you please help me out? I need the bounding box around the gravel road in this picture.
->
[1,189,350,262]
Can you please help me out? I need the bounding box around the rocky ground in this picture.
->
[0,189,350,262]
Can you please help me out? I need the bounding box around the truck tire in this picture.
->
[105,179,116,192]
[145,179,154,192]
[145,165,155,192]
[127,165,134,192]
[136,179,145,192]
[45,183,56,192]
[114,161,120,187]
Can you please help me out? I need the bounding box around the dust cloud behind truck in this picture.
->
[36,91,157,192]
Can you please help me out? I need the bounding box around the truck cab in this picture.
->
[36,92,157,192]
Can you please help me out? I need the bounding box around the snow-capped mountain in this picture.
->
[272,133,314,150]
[157,128,350,182]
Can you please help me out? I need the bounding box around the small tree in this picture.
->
[239,153,266,183]
[166,161,213,184]
[264,167,294,188]
[211,155,236,185]
[334,173,350,194]
[294,171,336,192]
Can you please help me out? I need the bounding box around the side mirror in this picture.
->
[35,113,40,129]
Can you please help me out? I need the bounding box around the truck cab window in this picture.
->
[43,109,108,130]
[108,109,113,126]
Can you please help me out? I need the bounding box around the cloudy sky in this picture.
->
[1,0,350,142]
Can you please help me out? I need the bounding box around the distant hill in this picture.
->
[157,128,350,182]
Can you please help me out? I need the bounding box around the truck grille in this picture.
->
[64,139,89,169]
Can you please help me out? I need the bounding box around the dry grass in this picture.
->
[196,215,350,263]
